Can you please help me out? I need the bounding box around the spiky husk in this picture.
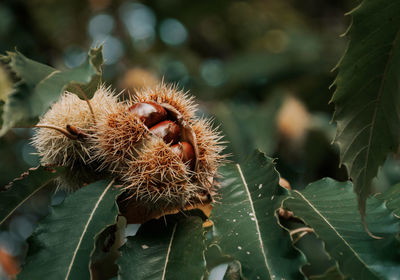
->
[134,83,198,121]
[91,84,199,173]
[32,83,226,208]
[32,86,120,166]
[32,93,93,167]
[32,86,120,191]
[55,163,105,192]
[90,86,123,120]
[192,118,226,189]
[119,119,226,210]
[92,86,225,209]
[121,136,198,209]
[90,106,147,171]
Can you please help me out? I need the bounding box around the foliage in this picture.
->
[118,216,206,280]
[212,95,282,161]
[0,0,400,279]
[376,183,400,216]
[18,180,121,280]
[0,47,103,135]
[0,166,65,226]
[331,0,400,219]
[206,151,305,279]
[284,178,400,280]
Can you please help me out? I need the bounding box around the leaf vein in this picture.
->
[161,223,177,280]
[64,179,114,280]
[235,164,272,279]
[362,26,400,188]
[292,190,373,274]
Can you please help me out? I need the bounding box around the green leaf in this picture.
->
[208,151,306,279]
[376,183,400,216]
[309,266,347,280]
[18,179,122,280]
[118,215,206,280]
[212,94,281,161]
[0,47,103,135]
[330,0,400,216]
[284,178,400,280]
[91,217,126,280]
[0,166,65,226]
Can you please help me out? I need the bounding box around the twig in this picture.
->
[290,227,314,244]
[33,124,78,140]
[290,227,314,236]
[293,231,309,244]
[73,85,96,125]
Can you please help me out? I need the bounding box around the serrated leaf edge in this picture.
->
[1,166,59,225]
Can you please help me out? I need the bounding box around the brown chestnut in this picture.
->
[171,141,195,170]
[150,120,180,144]
[128,101,167,127]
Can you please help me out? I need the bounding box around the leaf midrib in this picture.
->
[64,179,114,280]
[360,27,400,187]
[235,164,272,279]
[161,223,177,280]
[1,168,56,225]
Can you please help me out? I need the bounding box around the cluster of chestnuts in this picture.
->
[32,84,225,213]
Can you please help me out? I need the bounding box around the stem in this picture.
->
[290,227,314,244]
[73,85,96,125]
[293,231,309,244]
[289,227,314,236]
[33,124,78,140]
[362,215,383,240]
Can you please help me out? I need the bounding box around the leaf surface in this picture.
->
[376,183,400,216]
[331,0,400,216]
[0,47,103,135]
[118,215,206,280]
[213,95,281,161]
[208,151,306,279]
[284,178,400,280]
[0,166,65,226]
[309,266,347,280]
[18,180,121,280]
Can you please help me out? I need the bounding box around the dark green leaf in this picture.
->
[284,178,400,280]
[0,166,65,226]
[18,179,122,280]
[91,217,126,280]
[118,216,206,280]
[330,0,400,216]
[212,94,281,161]
[309,266,347,280]
[209,151,306,279]
[376,183,400,216]
[0,47,103,135]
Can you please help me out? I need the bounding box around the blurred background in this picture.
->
[2,0,400,279]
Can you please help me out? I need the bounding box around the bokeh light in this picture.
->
[99,36,124,65]
[120,2,156,51]
[63,46,86,68]
[88,13,114,39]
[159,18,188,46]
[200,59,227,87]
